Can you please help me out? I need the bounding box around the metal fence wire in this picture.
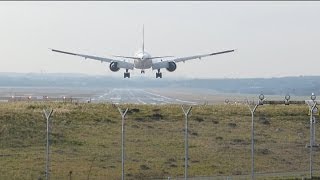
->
[0,100,319,180]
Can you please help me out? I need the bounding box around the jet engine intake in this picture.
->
[109,62,120,72]
[166,62,177,72]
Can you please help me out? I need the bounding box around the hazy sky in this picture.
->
[1,1,320,78]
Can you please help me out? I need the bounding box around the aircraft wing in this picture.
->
[51,49,134,69]
[151,49,235,70]
[173,49,235,63]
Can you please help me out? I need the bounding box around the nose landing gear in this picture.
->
[141,70,145,74]
[156,69,162,78]
[124,69,130,78]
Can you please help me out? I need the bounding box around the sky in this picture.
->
[0,1,320,79]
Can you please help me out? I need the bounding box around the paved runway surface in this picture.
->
[92,88,197,105]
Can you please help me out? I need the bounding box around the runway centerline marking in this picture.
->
[93,88,197,105]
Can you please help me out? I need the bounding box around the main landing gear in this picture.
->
[156,69,162,78]
[124,69,130,78]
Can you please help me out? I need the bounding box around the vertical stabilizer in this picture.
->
[142,25,145,54]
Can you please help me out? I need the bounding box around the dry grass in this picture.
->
[0,102,319,179]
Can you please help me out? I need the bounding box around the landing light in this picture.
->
[258,94,264,105]
[285,94,291,101]
[285,94,290,105]
[259,94,264,101]
[311,93,316,101]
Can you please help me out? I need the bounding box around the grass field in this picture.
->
[0,102,320,179]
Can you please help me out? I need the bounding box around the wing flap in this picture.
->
[51,49,115,63]
[51,48,134,69]
[174,49,235,63]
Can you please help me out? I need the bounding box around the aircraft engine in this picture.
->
[166,62,177,72]
[109,62,120,72]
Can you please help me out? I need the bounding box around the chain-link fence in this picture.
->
[0,102,320,179]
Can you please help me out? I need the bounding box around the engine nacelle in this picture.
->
[109,62,120,72]
[166,62,177,72]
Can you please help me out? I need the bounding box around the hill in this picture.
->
[0,73,319,96]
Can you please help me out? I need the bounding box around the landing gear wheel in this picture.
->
[124,72,130,78]
[141,70,145,74]
[124,69,130,78]
[156,72,162,78]
[156,69,162,78]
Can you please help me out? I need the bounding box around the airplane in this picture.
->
[51,27,235,78]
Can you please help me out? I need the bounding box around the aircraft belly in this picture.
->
[134,60,152,69]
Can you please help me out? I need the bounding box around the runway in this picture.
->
[92,88,197,105]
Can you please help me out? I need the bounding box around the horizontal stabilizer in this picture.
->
[113,55,140,60]
[150,56,174,59]
[113,55,174,60]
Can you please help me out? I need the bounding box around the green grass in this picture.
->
[0,102,319,179]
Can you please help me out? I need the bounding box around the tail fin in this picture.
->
[142,25,145,54]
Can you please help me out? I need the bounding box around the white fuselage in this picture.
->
[133,51,153,69]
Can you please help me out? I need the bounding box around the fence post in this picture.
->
[307,93,317,179]
[181,106,192,180]
[246,94,264,180]
[43,109,53,180]
[118,107,129,180]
